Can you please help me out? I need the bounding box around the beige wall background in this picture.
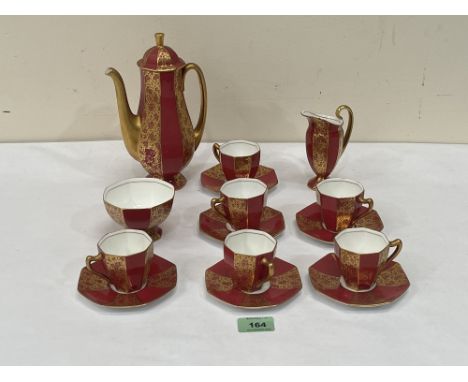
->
[1,15,467,143]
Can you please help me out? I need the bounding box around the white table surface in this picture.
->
[1,141,467,365]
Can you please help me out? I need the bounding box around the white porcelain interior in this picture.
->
[225,229,276,256]
[335,228,389,254]
[99,229,152,256]
[301,110,343,126]
[220,178,267,199]
[339,276,377,293]
[317,178,364,199]
[104,178,174,209]
[220,140,260,157]
[244,281,271,294]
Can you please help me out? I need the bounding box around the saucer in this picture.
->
[296,203,384,243]
[200,164,278,193]
[77,254,177,308]
[309,253,410,307]
[199,206,285,241]
[205,257,302,309]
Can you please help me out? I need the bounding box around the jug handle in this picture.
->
[182,63,207,150]
[335,105,354,151]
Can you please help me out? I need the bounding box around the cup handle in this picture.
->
[386,239,403,264]
[85,253,111,283]
[261,257,275,282]
[212,143,221,162]
[335,104,354,151]
[210,196,227,219]
[355,195,374,221]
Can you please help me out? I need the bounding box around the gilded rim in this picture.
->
[311,286,410,308]
[103,177,175,209]
[205,290,302,310]
[301,110,344,126]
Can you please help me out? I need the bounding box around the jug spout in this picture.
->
[301,110,314,119]
[105,67,140,160]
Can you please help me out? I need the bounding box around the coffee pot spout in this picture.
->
[105,67,141,160]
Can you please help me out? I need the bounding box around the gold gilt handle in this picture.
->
[355,195,374,221]
[210,196,227,219]
[261,257,275,283]
[212,143,221,162]
[182,63,207,150]
[336,105,354,151]
[85,253,111,283]
[386,239,403,264]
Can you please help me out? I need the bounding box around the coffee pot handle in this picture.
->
[182,63,207,150]
[210,196,227,219]
[386,239,403,264]
[335,105,354,151]
[86,253,111,283]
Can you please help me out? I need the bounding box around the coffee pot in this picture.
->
[106,33,207,189]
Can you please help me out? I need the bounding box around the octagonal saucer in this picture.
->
[309,253,410,307]
[296,202,384,244]
[199,206,285,242]
[205,257,302,309]
[200,164,278,193]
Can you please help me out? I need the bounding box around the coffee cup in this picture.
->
[86,229,153,293]
[223,229,276,293]
[316,178,374,232]
[213,140,260,180]
[334,227,403,292]
[211,178,267,230]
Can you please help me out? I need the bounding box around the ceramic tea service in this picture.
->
[205,229,302,308]
[201,140,278,192]
[309,228,409,307]
[77,31,410,312]
[78,229,177,308]
[296,178,384,243]
[199,178,285,241]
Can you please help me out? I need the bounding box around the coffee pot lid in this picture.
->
[138,33,185,71]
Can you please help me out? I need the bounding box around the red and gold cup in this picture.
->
[85,229,153,293]
[334,227,403,292]
[211,178,267,230]
[316,178,374,232]
[103,178,175,240]
[212,140,261,180]
[224,229,276,292]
